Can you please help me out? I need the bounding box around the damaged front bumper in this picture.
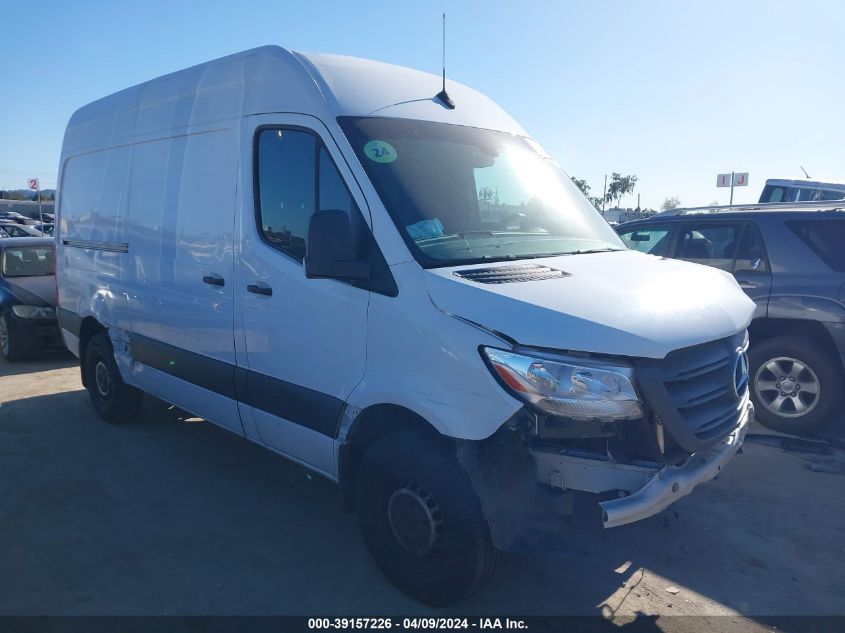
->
[533,400,752,528]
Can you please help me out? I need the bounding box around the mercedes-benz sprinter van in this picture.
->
[55,46,755,605]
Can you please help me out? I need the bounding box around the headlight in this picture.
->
[482,347,643,420]
[11,305,55,319]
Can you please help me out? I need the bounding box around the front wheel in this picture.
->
[0,311,23,361]
[83,331,143,424]
[355,432,499,606]
[750,336,842,437]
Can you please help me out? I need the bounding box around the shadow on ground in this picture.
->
[0,358,843,624]
[0,350,76,379]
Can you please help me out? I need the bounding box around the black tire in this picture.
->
[749,335,843,437]
[83,331,143,424]
[0,311,24,361]
[356,431,499,606]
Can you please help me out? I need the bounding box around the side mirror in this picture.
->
[304,209,369,280]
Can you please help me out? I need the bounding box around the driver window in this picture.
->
[256,129,317,261]
[678,224,741,271]
[256,128,367,262]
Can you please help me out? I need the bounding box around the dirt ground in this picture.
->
[1,352,843,629]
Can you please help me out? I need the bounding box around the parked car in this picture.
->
[0,211,30,224]
[0,222,42,238]
[0,227,9,239]
[617,201,845,436]
[759,178,845,203]
[33,223,54,236]
[0,237,63,360]
[56,46,754,605]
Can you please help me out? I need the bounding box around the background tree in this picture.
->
[570,177,591,197]
[661,196,681,211]
[606,173,638,209]
[0,190,27,200]
[589,195,607,209]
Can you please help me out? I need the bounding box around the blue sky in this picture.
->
[1,0,843,208]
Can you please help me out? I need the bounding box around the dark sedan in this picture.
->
[0,238,63,360]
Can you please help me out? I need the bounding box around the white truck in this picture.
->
[55,46,754,605]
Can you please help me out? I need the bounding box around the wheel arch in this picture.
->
[749,318,844,369]
[78,317,107,388]
[338,403,450,511]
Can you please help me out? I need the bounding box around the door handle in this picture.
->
[738,280,758,289]
[203,274,225,287]
[247,283,273,296]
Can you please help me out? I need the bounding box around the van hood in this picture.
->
[424,250,755,360]
[4,275,56,307]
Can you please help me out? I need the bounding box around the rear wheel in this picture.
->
[750,336,842,437]
[83,331,143,424]
[0,311,23,361]
[355,431,499,606]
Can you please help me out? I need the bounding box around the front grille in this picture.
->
[453,264,569,284]
[661,336,742,442]
[635,331,747,453]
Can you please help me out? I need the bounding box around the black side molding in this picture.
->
[131,334,237,400]
[130,333,344,438]
[56,306,83,337]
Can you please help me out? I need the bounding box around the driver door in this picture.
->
[234,115,371,477]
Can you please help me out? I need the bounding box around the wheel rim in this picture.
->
[754,356,821,418]
[0,316,8,356]
[94,360,112,398]
[387,480,446,556]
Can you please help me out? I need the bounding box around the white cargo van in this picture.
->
[56,46,755,605]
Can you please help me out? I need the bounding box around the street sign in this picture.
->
[27,178,44,224]
[716,171,749,204]
[717,173,749,187]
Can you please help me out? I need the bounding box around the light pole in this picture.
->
[602,174,607,216]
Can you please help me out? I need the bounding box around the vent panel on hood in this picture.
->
[453,264,570,284]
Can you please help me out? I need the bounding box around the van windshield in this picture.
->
[339,117,624,267]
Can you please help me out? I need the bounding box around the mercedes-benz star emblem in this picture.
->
[733,348,749,400]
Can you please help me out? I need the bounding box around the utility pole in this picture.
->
[602,174,607,216]
[36,186,43,226]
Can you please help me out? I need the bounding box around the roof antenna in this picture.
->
[435,13,455,109]
[800,165,811,179]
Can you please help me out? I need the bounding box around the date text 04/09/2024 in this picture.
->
[307,618,528,630]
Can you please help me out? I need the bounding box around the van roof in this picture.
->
[62,46,527,155]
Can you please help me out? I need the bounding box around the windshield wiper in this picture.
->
[563,247,624,255]
[457,230,495,239]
